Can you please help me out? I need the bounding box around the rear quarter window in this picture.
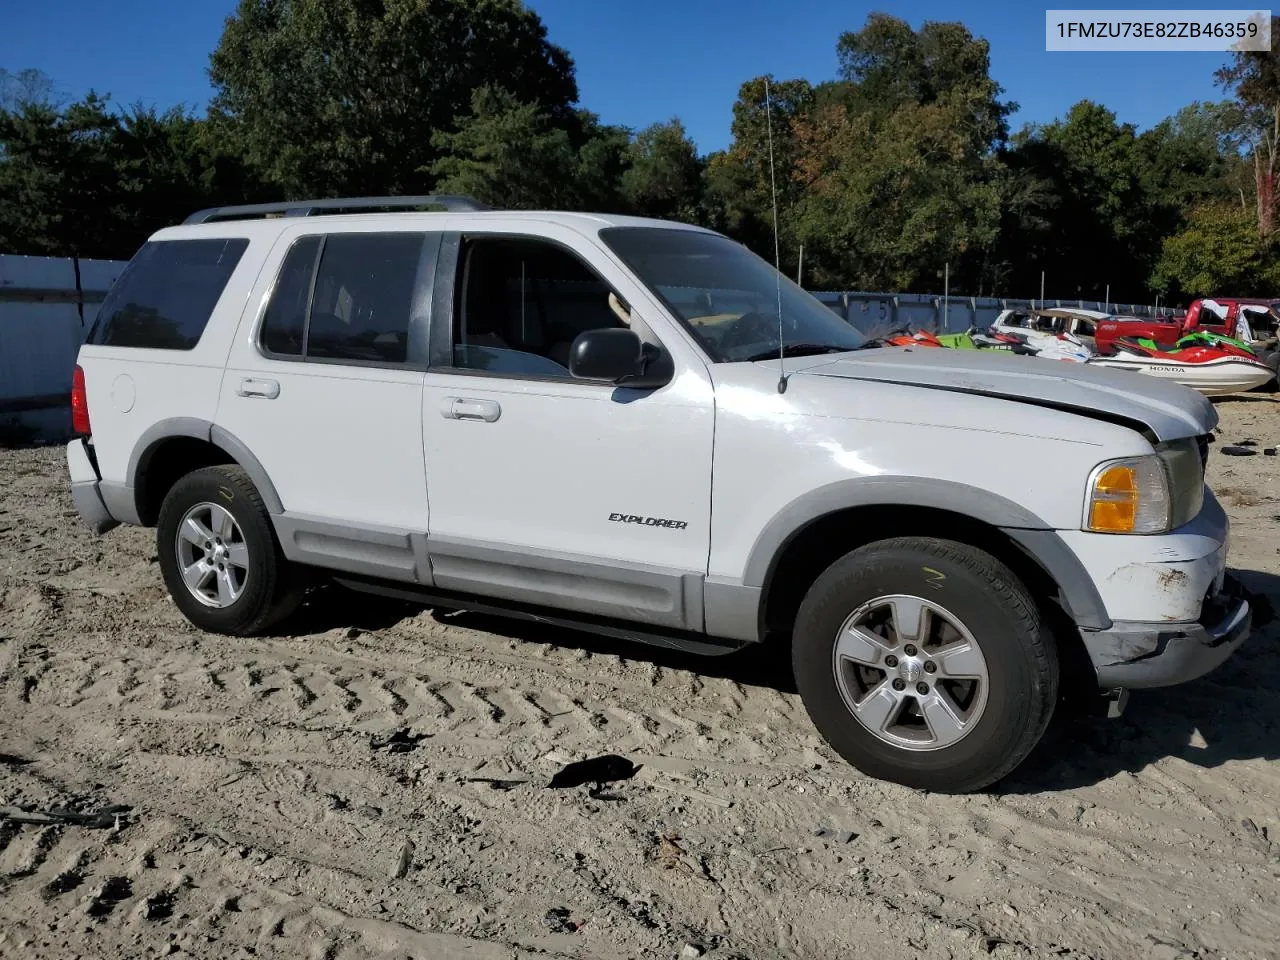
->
[88,237,249,350]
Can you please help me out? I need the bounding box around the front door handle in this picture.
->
[237,377,280,399]
[441,397,501,422]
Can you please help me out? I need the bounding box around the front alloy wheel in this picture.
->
[834,594,989,751]
[792,537,1059,793]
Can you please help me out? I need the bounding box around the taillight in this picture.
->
[71,364,91,436]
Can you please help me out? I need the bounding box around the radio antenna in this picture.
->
[764,77,788,394]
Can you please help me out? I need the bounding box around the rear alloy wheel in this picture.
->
[792,537,1058,793]
[174,501,250,609]
[156,465,304,635]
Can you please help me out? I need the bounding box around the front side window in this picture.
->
[598,227,866,362]
[449,236,630,377]
[258,232,428,364]
[89,238,249,350]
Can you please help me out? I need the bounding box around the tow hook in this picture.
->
[1103,687,1129,719]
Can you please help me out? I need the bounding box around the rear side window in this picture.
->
[88,238,249,350]
[258,232,428,365]
[260,236,321,356]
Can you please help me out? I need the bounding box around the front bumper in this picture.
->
[66,438,119,535]
[1060,490,1254,689]
[1057,491,1231,624]
[1085,572,1251,689]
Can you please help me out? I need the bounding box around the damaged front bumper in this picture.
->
[1063,490,1252,689]
[1084,573,1251,689]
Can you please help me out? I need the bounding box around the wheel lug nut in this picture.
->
[916,682,929,695]
[924,661,937,674]
[892,679,906,691]
[884,655,898,667]
[903,644,917,656]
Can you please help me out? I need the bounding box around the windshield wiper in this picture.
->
[741,343,854,362]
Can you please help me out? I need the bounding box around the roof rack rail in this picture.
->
[182,194,492,225]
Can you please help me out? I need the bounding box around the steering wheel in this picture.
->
[717,311,779,351]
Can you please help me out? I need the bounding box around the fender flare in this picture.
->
[125,417,284,516]
[744,476,1110,630]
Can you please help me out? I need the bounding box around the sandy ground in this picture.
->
[2,399,1280,960]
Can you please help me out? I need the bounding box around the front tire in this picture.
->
[156,465,304,635]
[792,537,1058,793]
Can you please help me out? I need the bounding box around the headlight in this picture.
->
[1083,439,1204,535]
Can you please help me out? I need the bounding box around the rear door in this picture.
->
[215,223,440,584]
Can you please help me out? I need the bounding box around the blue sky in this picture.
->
[0,0,1238,153]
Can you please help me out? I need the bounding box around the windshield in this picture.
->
[598,226,866,362]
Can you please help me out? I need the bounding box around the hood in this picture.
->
[782,347,1218,442]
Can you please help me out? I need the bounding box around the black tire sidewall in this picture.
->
[156,467,284,634]
[792,539,1056,792]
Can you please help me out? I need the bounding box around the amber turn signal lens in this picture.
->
[1094,464,1137,497]
[1084,456,1171,534]
[1089,499,1136,532]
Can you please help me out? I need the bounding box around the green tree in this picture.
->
[115,104,279,240]
[0,93,127,258]
[703,75,814,270]
[1153,203,1279,297]
[791,95,1002,291]
[1215,14,1280,236]
[783,13,1011,292]
[1137,101,1238,211]
[430,85,627,211]
[620,119,703,221]
[835,12,1012,148]
[567,110,632,212]
[1003,101,1158,301]
[0,93,273,260]
[208,0,580,198]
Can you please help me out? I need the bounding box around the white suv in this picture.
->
[65,195,1250,793]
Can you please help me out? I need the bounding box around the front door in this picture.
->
[420,226,715,631]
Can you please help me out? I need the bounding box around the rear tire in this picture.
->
[156,465,304,635]
[791,537,1058,793]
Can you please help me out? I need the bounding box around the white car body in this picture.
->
[990,308,1097,360]
[66,201,1251,784]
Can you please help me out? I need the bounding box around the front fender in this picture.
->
[742,476,1111,630]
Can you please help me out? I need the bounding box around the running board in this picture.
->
[331,576,749,657]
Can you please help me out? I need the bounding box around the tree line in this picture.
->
[1,3,1277,304]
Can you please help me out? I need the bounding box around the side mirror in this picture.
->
[568,328,673,388]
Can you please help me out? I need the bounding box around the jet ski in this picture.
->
[1086,336,1275,396]
[880,329,944,348]
[983,325,1093,361]
[1164,330,1258,358]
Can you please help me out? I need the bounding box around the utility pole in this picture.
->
[797,244,804,286]
[1040,270,1045,309]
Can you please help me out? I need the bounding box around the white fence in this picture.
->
[0,251,1171,444]
[0,253,126,442]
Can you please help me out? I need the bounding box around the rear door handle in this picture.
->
[441,397,501,422]
[237,377,280,399]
